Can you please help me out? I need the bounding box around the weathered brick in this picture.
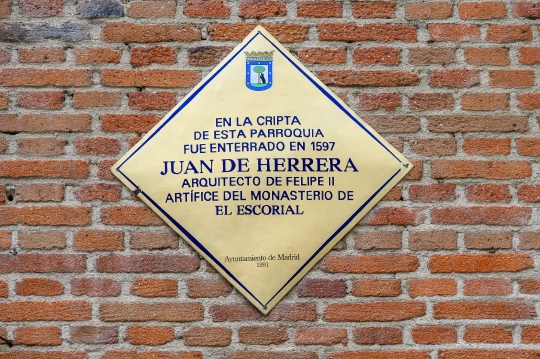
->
[409,93,454,111]
[432,206,531,225]
[15,278,64,296]
[490,70,535,88]
[18,138,66,155]
[0,253,86,273]
[0,301,91,321]
[409,184,456,203]
[98,254,199,273]
[0,0,10,18]
[184,0,230,17]
[101,114,160,133]
[410,138,456,156]
[74,230,123,250]
[464,326,512,343]
[295,327,347,345]
[0,23,89,42]
[358,93,401,111]
[0,92,7,109]
[359,115,421,134]
[70,326,118,344]
[102,23,200,42]
[0,160,89,178]
[0,231,11,249]
[408,278,457,298]
[19,47,65,63]
[209,23,308,42]
[20,0,63,17]
[465,47,510,65]
[129,92,176,110]
[126,326,175,345]
[412,326,457,344]
[353,2,396,18]
[0,69,91,87]
[130,231,178,250]
[211,302,316,322]
[131,278,177,298]
[352,279,401,297]
[360,207,424,225]
[459,1,507,19]
[321,254,419,273]
[71,278,121,297]
[188,46,231,66]
[355,231,402,249]
[18,231,66,249]
[429,24,480,41]
[409,48,455,65]
[0,206,91,226]
[406,2,453,19]
[130,46,177,67]
[434,302,536,319]
[101,206,163,225]
[431,160,531,179]
[76,0,124,18]
[297,278,347,298]
[487,25,532,43]
[429,253,534,273]
[187,278,232,298]
[183,327,232,347]
[98,160,117,179]
[522,327,540,343]
[463,138,511,155]
[16,184,63,202]
[430,70,480,87]
[0,114,91,133]
[101,69,200,88]
[519,232,540,249]
[76,137,120,156]
[297,1,342,18]
[519,93,540,109]
[466,184,511,202]
[320,70,418,87]
[13,326,62,346]
[520,47,540,64]
[238,326,288,345]
[518,184,540,202]
[100,302,204,322]
[353,47,400,65]
[409,230,457,251]
[514,2,540,18]
[519,279,540,294]
[240,1,286,18]
[517,138,540,156]
[318,23,416,42]
[74,91,121,108]
[463,278,512,295]
[462,93,509,111]
[324,302,426,322]
[428,115,528,132]
[217,352,315,359]
[101,352,201,359]
[353,327,402,345]
[299,47,345,64]
[75,47,121,64]
[128,1,176,18]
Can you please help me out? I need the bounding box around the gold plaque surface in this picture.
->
[112,26,412,314]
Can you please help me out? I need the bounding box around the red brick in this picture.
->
[18,231,66,249]
[430,70,480,87]
[459,1,506,19]
[0,280,6,297]
[408,48,455,65]
[73,230,123,251]
[355,231,402,249]
[409,230,457,251]
[518,93,540,109]
[101,69,200,88]
[183,327,232,347]
[187,278,232,298]
[429,253,534,273]
[0,69,91,87]
[0,114,91,133]
[126,326,175,345]
[184,0,230,17]
[0,231,10,249]
[296,278,346,298]
[467,184,511,203]
[331,352,430,359]
[324,302,426,322]
[462,93,509,111]
[14,326,62,346]
[0,92,7,109]
[17,91,63,109]
[0,160,89,178]
[297,1,342,18]
[18,138,66,156]
[517,138,540,156]
[130,46,177,67]
[410,138,456,156]
[15,278,64,296]
[412,326,457,344]
[295,327,347,346]
[98,254,199,273]
[127,1,176,18]
[20,0,63,16]
[518,184,540,202]
[214,352,315,359]
[382,186,402,201]
[239,326,288,345]
[101,352,201,359]
[432,160,531,179]
[74,91,120,109]
[102,23,200,42]
[358,93,401,111]
[130,231,178,250]
[188,46,231,66]
[409,183,455,203]
[352,279,400,297]
[434,302,536,320]
[465,47,510,65]
[129,92,176,110]
[464,326,512,343]
[298,47,345,64]
[359,207,424,225]
[353,2,396,18]
[76,183,122,203]
[487,25,532,43]
[429,24,480,41]
[320,70,418,87]
[520,279,540,294]
[210,302,316,322]
[16,184,64,202]
[100,302,204,322]
[209,23,308,42]
[70,326,118,344]
[409,278,457,298]
[464,278,512,296]
[353,47,400,66]
[409,93,454,111]
[318,23,416,42]
[0,0,10,18]
[210,304,261,322]
[75,137,120,156]
[101,114,160,133]
[0,301,91,321]
[131,278,177,297]
[463,138,511,156]
[19,47,65,63]
[433,206,531,226]
[490,70,535,88]
[101,206,163,225]
[98,160,118,179]
[428,114,528,132]
[406,2,452,19]
[353,327,402,345]
[520,47,540,64]
[75,47,122,64]
[321,254,419,273]
[0,206,91,226]
[514,2,540,18]
[519,233,540,250]
[240,1,286,18]
[522,327,540,343]
[0,352,89,359]
[71,278,121,297]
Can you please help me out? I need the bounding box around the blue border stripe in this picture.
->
[115,30,405,308]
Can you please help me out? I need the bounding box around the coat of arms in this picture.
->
[245,51,273,91]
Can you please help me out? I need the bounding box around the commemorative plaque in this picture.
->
[112,26,412,314]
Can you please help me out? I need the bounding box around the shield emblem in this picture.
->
[245,51,273,91]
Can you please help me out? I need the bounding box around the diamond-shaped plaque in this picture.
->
[112,26,412,314]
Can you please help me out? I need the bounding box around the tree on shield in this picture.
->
[253,66,265,84]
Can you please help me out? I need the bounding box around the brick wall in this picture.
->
[1,0,540,358]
